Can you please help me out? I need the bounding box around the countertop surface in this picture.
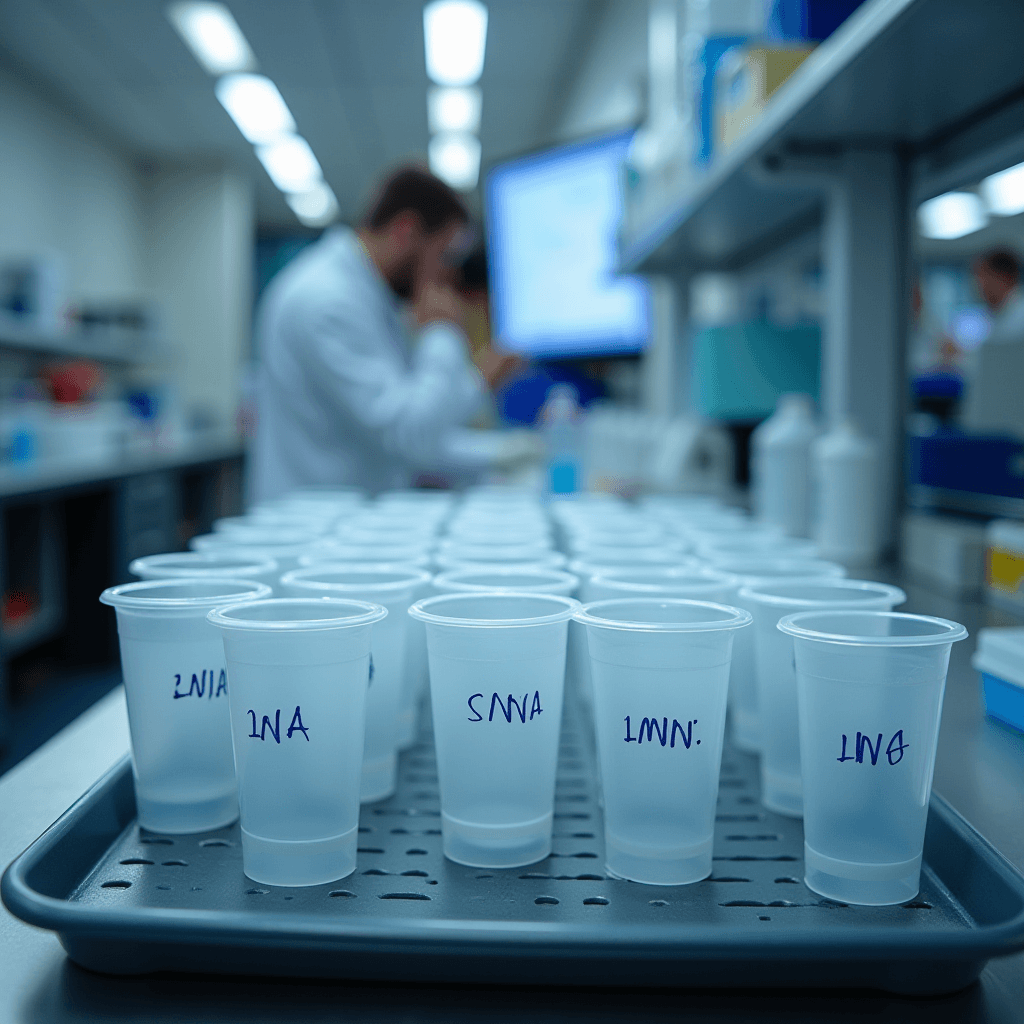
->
[1,574,1022,1023]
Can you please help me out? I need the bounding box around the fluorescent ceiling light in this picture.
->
[428,87,481,133]
[286,183,340,227]
[428,132,481,191]
[215,74,295,144]
[423,0,488,86]
[256,135,322,193]
[167,2,256,75]
[917,192,988,240]
[981,161,1024,217]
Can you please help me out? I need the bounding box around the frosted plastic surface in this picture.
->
[795,637,953,905]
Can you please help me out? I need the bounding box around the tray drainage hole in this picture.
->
[401,870,428,877]
[199,839,234,848]
[161,860,188,867]
[775,876,800,884]
[379,892,431,901]
[582,897,609,906]
[119,858,154,866]
[358,847,385,854]
[572,832,595,839]
[328,890,357,898]
[101,880,132,889]
[535,896,559,906]
[759,915,771,921]
[902,900,933,910]
[427,880,438,885]
[358,826,372,833]
[363,869,390,876]
[139,836,173,845]
[246,888,270,895]
[406,848,428,856]
[156,884,171,891]
[649,900,669,908]
[476,874,494,880]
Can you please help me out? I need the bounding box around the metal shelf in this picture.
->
[620,0,1024,273]
[0,325,168,364]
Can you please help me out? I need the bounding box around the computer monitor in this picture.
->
[485,130,650,359]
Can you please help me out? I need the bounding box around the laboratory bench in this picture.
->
[0,435,244,751]
[0,570,1021,1022]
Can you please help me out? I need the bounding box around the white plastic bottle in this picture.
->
[751,393,817,538]
[542,385,582,495]
[811,418,880,566]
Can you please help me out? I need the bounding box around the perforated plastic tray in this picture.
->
[5,706,1024,995]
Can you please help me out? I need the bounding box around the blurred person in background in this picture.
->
[251,166,519,500]
[972,249,1024,347]
[961,248,1024,437]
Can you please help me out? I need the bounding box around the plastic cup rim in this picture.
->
[207,596,388,631]
[717,558,848,582]
[280,566,432,594]
[573,597,752,632]
[100,578,272,610]
[777,609,969,647]
[408,591,579,628]
[129,553,278,576]
[432,567,579,593]
[587,574,735,596]
[738,578,907,609]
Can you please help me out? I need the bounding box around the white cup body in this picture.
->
[279,571,427,802]
[101,579,271,833]
[580,600,748,885]
[744,581,905,817]
[211,599,385,886]
[782,611,966,905]
[412,594,575,868]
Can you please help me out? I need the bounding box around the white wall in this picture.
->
[145,167,254,430]
[0,57,254,431]
[552,0,649,142]
[0,60,146,303]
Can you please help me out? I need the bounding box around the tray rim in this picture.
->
[5,755,1024,964]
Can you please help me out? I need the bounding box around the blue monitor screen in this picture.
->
[485,130,650,359]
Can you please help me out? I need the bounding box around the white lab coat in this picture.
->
[251,227,487,501]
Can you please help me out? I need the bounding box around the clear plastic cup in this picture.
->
[587,566,737,602]
[439,541,555,562]
[191,527,319,550]
[207,598,387,887]
[574,598,751,884]
[409,592,578,868]
[190,537,318,575]
[435,551,567,573]
[213,514,334,536]
[740,580,906,817]
[698,536,819,563]
[777,610,968,905]
[99,577,272,833]
[129,552,280,591]
[299,542,433,569]
[433,567,579,596]
[279,567,431,802]
[713,557,847,754]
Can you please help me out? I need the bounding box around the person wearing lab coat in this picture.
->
[250,167,516,500]
[962,248,1024,436]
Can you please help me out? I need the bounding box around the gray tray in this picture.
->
[4,708,1024,995]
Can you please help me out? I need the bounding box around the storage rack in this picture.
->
[620,0,1024,549]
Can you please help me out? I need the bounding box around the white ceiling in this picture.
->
[0,0,599,228]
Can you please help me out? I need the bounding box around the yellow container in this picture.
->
[986,519,1024,611]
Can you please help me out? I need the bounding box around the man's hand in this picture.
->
[474,344,526,391]
[414,282,464,330]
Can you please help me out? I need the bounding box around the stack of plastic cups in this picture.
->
[129,552,280,591]
[573,598,751,884]
[778,610,968,905]
[208,597,386,886]
[280,566,432,802]
[740,579,907,817]
[409,592,578,867]
[708,556,848,754]
[99,578,272,833]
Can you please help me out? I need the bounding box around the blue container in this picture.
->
[973,628,1024,733]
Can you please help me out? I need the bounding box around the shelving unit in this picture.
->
[621,0,1024,549]
[0,324,168,364]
